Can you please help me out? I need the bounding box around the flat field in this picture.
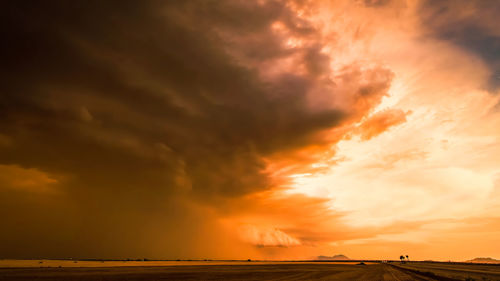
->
[394,261,500,281]
[0,260,499,280]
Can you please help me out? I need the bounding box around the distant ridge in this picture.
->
[317,254,350,261]
[466,257,500,264]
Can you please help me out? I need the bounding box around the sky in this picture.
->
[1,0,499,261]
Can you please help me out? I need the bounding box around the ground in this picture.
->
[0,261,499,280]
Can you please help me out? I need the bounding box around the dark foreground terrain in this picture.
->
[0,262,499,280]
[395,262,500,281]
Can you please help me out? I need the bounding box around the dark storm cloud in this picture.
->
[419,0,500,90]
[0,0,392,258]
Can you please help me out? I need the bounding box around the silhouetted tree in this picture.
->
[400,255,405,263]
[406,255,409,262]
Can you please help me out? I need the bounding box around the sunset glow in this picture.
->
[1,0,499,262]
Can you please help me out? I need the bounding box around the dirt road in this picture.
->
[0,263,454,280]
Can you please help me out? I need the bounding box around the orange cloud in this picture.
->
[238,225,301,247]
[357,109,409,140]
[2,0,500,262]
[0,164,58,193]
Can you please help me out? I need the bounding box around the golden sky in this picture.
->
[1,0,499,261]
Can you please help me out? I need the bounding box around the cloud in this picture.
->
[0,164,58,193]
[0,134,12,147]
[238,225,300,247]
[364,0,391,8]
[356,109,409,140]
[418,0,500,90]
[0,0,395,259]
[2,0,498,262]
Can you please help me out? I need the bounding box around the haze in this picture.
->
[1,0,499,262]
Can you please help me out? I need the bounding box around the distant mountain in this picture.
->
[317,254,350,260]
[466,257,500,264]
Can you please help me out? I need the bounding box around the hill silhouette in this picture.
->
[466,257,500,264]
[317,254,350,261]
